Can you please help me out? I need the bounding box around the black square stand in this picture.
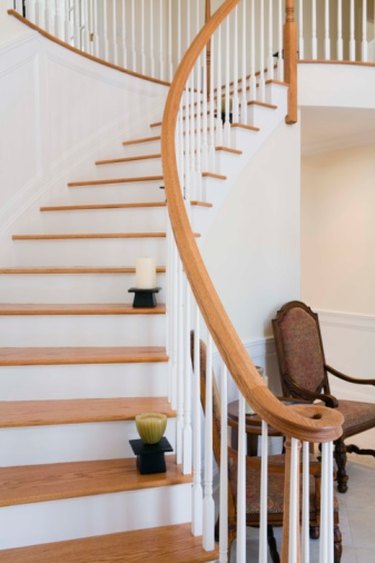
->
[128,287,161,308]
[129,437,173,474]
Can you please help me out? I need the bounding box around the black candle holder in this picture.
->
[128,287,161,308]
[129,437,173,474]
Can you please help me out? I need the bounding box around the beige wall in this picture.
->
[301,143,375,314]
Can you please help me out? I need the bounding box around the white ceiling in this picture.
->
[300,106,375,156]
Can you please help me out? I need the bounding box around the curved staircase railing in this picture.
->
[161,0,343,560]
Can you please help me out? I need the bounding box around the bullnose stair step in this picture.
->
[0,456,188,508]
[0,345,168,366]
[0,523,217,562]
[0,303,166,315]
[0,396,174,428]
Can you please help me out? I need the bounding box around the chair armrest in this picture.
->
[326,364,375,386]
[286,380,339,408]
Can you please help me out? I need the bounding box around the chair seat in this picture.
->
[337,400,375,437]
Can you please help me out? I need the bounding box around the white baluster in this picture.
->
[149,0,155,76]
[203,333,215,551]
[63,0,71,45]
[215,25,223,146]
[140,0,146,73]
[92,0,100,57]
[320,441,334,563]
[324,0,330,60]
[177,0,182,64]
[259,420,268,563]
[298,0,304,60]
[236,392,246,563]
[312,0,317,59]
[54,0,64,40]
[168,0,173,80]
[202,46,209,171]
[73,0,81,49]
[35,1,43,30]
[250,0,257,100]
[44,0,52,32]
[288,438,300,563]
[362,0,368,62]
[208,33,216,170]
[219,361,228,562]
[192,306,203,535]
[112,0,119,65]
[26,0,36,22]
[301,441,310,563]
[277,0,284,80]
[170,235,179,410]
[232,6,239,123]
[337,0,343,61]
[121,0,127,68]
[195,13,203,199]
[131,0,136,70]
[349,0,356,61]
[259,0,266,101]
[176,254,184,465]
[240,0,247,124]
[223,15,231,146]
[159,0,164,80]
[102,0,110,60]
[183,278,192,474]
[268,0,274,79]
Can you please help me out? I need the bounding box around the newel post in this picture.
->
[284,0,298,124]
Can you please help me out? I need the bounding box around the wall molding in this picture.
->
[317,309,375,333]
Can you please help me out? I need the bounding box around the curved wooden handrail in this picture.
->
[8,10,171,88]
[161,0,343,443]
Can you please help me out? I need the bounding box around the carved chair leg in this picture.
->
[267,524,280,563]
[334,438,349,493]
[334,525,342,563]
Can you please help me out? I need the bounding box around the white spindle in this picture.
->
[131,0,136,70]
[44,0,52,32]
[159,0,164,80]
[240,0,247,124]
[121,0,127,68]
[312,0,317,59]
[259,0,266,101]
[177,0,182,64]
[337,0,343,61]
[203,333,215,551]
[195,14,203,200]
[168,0,173,80]
[102,0,110,60]
[140,0,146,73]
[208,33,216,170]
[223,14,231,145]
[298,0,304,60]
[258,420,269,563]
[54,0,64,40]
[236,392,246,563]
[362,0,368,61]
[250,0,257,100]
[232,6,240,123]
[176,255,184,464]
[268,0,274,79]
[215,26,223,146]
[112,0,119,65]
[324,0,331,60]
[277,0,283,80]
[92,0,100,58]
[320,441,334,563]
[192,306,203,536]
[202,46,209,171]
[288,438,300,563]
[73,0,81,49]
[301,441,310,563]
[183,278,192,474]
[219,361,228,562]
[149,0,155,76]
[27,0,37,22]
[170,230,179,410]
[349,0,356,61]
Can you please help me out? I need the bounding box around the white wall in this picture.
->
[202,119,301,391]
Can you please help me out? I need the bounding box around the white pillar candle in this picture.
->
[135,257,157,289]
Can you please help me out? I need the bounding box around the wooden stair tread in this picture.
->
[122,135,161,146]
[40,201,211,212]
[231,122,260,132]
[247,100,278,109]
[95,153,161,165]
[215,145,242,155]
[68,175,164,187]
[201,171,226,180]
[12,232,167,241]
[0,303,166,315]
[0,523,217,562]
[0,266,166,274]
[0,456,188,508]
[0,346,168,366]
[0,396,175,428]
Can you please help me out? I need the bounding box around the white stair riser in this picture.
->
[0,362,169,400]
[35,207,167,234]
[48,182,166,205]
[11,238,166,267]
[265,82,288,107]
[0,483,191,550]
[0,420,176,466]
[0,314,166,347]
[0,273,166,303]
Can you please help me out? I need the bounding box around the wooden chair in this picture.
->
[272,300,375,493]
[191,334,342,562]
